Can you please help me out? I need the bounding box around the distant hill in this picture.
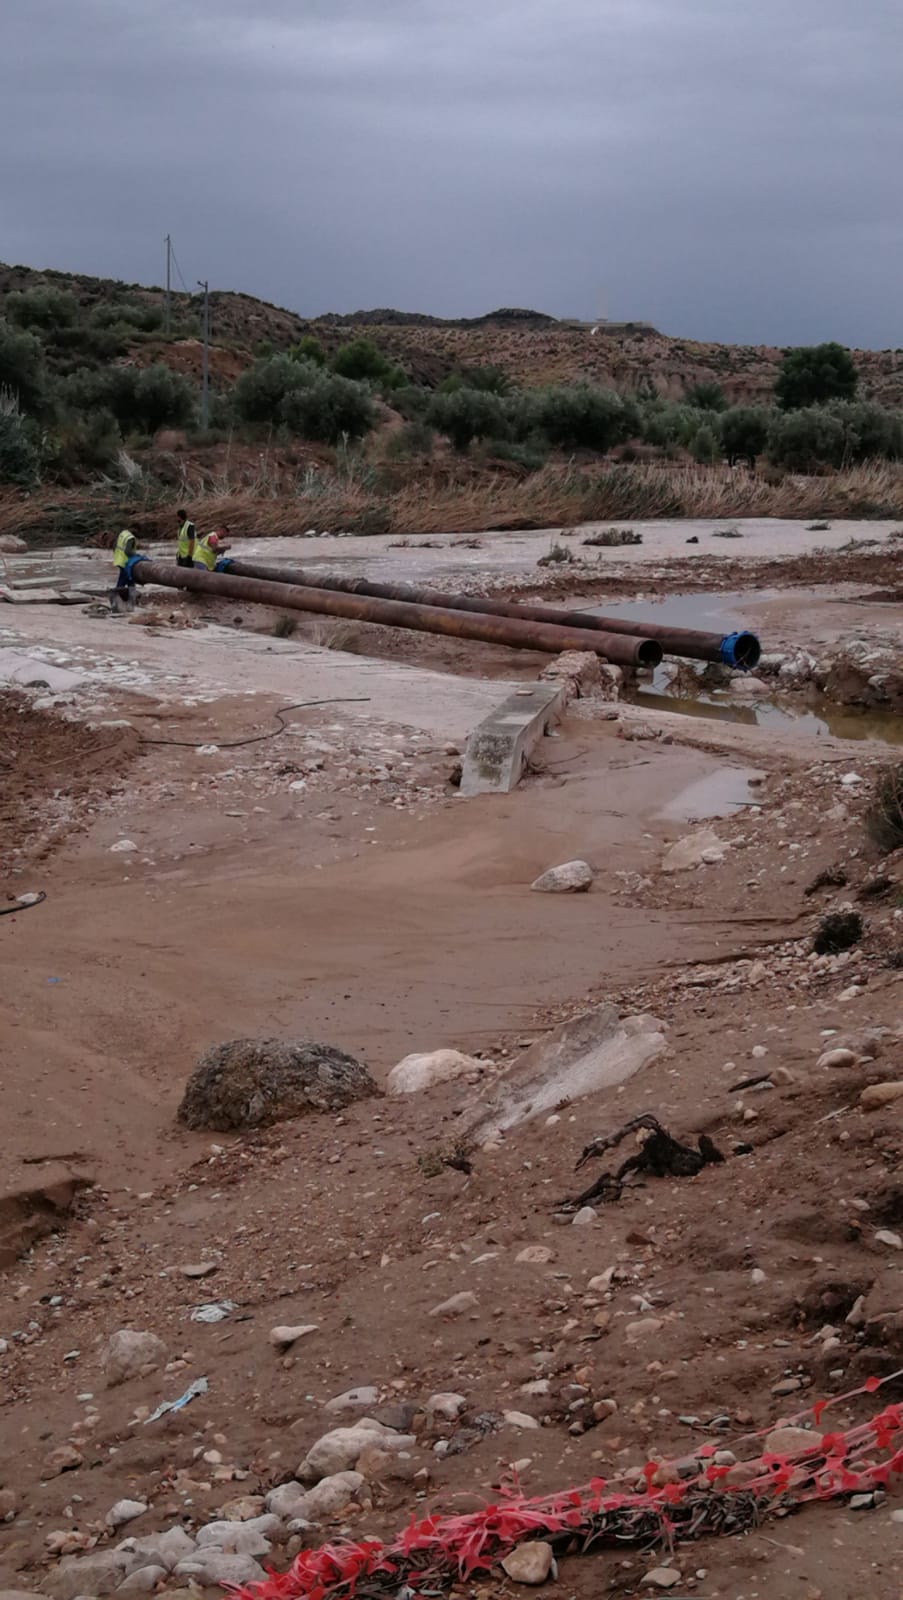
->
[2,260,903,406]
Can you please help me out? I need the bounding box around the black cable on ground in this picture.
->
[138,696,371,750]
[0,891,47,917]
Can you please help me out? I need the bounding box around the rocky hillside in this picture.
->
[4,260,903,405]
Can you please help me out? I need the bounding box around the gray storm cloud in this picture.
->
[2,0,900,345]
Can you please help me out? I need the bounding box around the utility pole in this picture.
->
[198,279,209,430]
[164,235,172,334]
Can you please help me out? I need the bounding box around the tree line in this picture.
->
[0,286,898,489]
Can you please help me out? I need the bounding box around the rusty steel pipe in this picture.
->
[225,559,758,670]
[133,561,662,667]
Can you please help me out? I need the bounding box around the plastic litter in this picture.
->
[191,1301,237,1324]
[144,1376,208,1423]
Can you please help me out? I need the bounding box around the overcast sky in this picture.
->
[2,0,901,346]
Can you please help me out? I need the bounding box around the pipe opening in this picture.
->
[720,630,761,671]
[637,638,664,669]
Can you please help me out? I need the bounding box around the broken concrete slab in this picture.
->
[460,1003,666,1145]
[0,587,70,605]
[0,649,86,692]
[460,682,566,796]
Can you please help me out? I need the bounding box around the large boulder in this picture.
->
[178,1038,378,1131]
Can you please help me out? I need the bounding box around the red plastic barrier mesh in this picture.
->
[237,1372,903,1600]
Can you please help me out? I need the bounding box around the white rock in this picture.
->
[296,1471,366,1520]
[503,1410,540,1430]
[625,1317,664,1342]
[571,1206,597,1226]
[818,1047,858,1070]
[387,1049,484,1095]
[117,1529,196,1572]
[264,1481,310,1520]
[516,1245,555,1264]
[841,772,863,787]
[530,860,594,894]
[751,1268,767,1286]
[106,1501,148,1530]
[42,1550,136,1599]
[101,1329,166,1387]
[861,1082,903,1111]
[299,1420,415,1482]
[429,1291,478,1318]
[643,1568,681,1589]
[501,1541,554,1584]
[876,1229,903,1250]
[195,1515,279,1555]
[661,828,727,872]
[426,1392,467,1420]
[174,1551,266,1588]
[325,1385,380,1413]
[587,1270,615,1295]
[846,1295,868,1327]
[116,1566,168,1592]
[751,1044,768,1059]
[110,839,138,854]
[728,676,770,699]
[270,1324,318,1348]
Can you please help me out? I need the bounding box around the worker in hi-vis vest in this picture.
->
[112,527,138,592]
[176,507,196,568]
[193,528,231,570]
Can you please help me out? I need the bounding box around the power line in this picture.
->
[169,240,191,294]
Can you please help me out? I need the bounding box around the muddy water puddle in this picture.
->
[659,765,765,822]
[589,590,903,747]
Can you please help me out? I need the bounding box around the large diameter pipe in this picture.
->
[225,559,759,670]
[133,562,662,667]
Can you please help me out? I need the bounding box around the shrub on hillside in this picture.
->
[427,386,507,450]
[685,381,726,412]
[641,401,701,450]
[775,342,858,410]
[867,763,903,853]
[233,354,314,423]
[63,362,196,434]
[0,319,48,413]
[331,338,393,382]
[0,392,41,485]
[533,384,635,451]
[719,406,771,468]
[90,301,164,333]
[828,400,903,464]
[43,407,122,481]
[767,406,846,471]
[392,384,432,421]
[442,364,513,396]
[289,335,327,367]
[691,424,720,463]
[5,287,78,331]
[278,371,375,442]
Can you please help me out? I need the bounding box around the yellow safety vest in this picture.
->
[113,529,136,569]
[177,519,195,558]
[194,534,216,570]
